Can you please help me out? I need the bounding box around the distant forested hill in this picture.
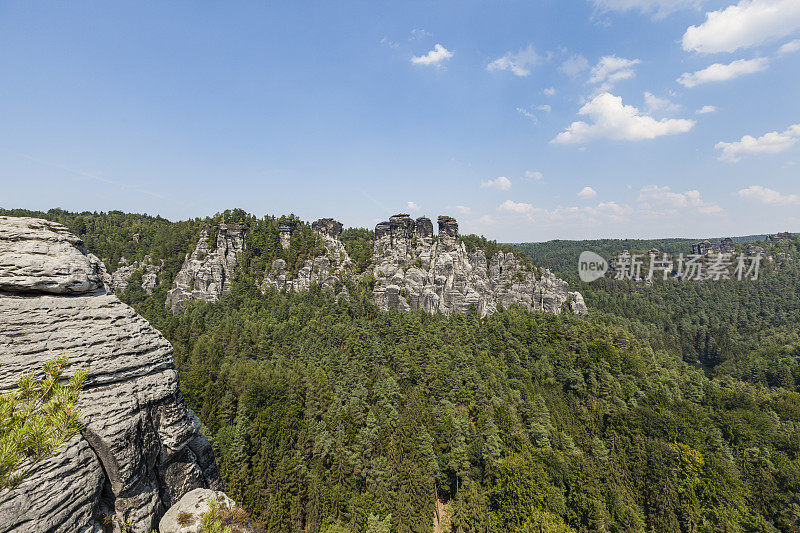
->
[513,234,800,375]
[4,207,800,532]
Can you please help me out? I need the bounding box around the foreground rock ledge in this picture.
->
[0,216,222,533]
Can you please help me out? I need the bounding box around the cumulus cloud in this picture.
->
[644,92,681,114]
[738,185,800,204]
[589,55,641,90]
[592,0,703,19]
[454,205,471,214]
[411,44,453,66]
[552,92,695,144]
[537,104,552,112]
[481,176,513,191]
[524,170,544,180]
[499,200,534,213]
[638,185,722,214]
[715,123,800,161]
[677,58,769,87]
[407,201,421,211]
[578,186,598,199]
[543,87,557,96]
[487,44,541,76]
[696,105,718,114]
[559,54,590,77]
[779,39,800,54]
[682,0,800,54]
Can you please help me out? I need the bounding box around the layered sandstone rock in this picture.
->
[108,255,162,295]
[371,214,587,316]
[0,216,221,533]
[165,223,245,313]
[262,218,351,297]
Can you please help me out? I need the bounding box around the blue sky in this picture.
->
[1,0,798,241]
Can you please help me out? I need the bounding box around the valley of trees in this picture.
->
[3,207,800,532]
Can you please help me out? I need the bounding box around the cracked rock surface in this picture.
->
[0,216,221,533]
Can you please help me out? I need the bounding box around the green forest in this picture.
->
[3,207,800,532]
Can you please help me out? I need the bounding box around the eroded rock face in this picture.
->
[165,224,245,313]
[108,255,162,295]
[371,214,587,317]
[159,488,239,533]
[262,218,351,298]
[0,216,222,533]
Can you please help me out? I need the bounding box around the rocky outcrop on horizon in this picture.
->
[165,223,245,313]
[372,214,587,316]
[0,216,222,532]
[167,214,586,317]
[108,255,163,295]
[262,218,352,298]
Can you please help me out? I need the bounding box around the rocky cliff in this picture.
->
[108,255,162,295]
[372,214,587,316]
[0,216,221,532]
[262,218,351,298]
[165,223,245,313]
[170,214,587,317]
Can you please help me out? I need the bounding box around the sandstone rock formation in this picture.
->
[0,216,221,532]
[159,488,239,533]
[278,217,298,249]
[166,223,245,313]
[108,255,162,295]
[262,218,351,297]
[372,214,587,316]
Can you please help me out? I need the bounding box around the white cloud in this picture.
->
[715,123,800,161]
[410,28,432,40]
[478,214,496,224]
[543,87,557,96]
[696,105,717,114]
[682,0,800,53]
[779,39,800,54]
[638,185,722,214]
[536,104,552,112]
[380,37,399,49]
[677,58,769,87]
[487,44,541,76]
[481,176,513,191]
[578,186,598,199]
[738,185,800,204]
[559,54,590,77]
[592,0,703,19]
[499,200,534,213]
[411,44,453,66]
[407,201,421,211]
[516,107,538,122]
[552,92,695,144]
[589,55,641,90]
[644,92,681,114]
[524,170,544,180]
[454,205,472,214]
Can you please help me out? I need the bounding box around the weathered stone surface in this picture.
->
[159,488,237,533]
[263,218,351,294]
[372,214,587,317]
[278,218,298,249]
[166,224,245,313]
[0,217,222,532]
[108,255,162,295]
[0,216,106,295]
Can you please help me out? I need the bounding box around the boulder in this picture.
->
[158,488,237,533]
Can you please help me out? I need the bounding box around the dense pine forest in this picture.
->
[3,208,800,532]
